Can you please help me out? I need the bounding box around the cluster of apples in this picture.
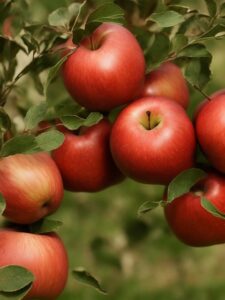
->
[0,153,68,299]
[55,23,193,193]
[59,22,225,248]
[166,90,225,247]
[0,12,69,300]
[0,21,225,299]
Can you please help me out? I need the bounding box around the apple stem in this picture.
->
[193,85,212,101]
[146,111,151,130]
[90,36,95,51]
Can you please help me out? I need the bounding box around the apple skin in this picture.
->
[0,228,68,299]
[0,152,64,224]
[140,62,189,109]
[110,97,196,185]
[193,89,225,122]
[52,119,124,192]
[62,22,145,111]
[164,171,225,247]
[195,93,225,173]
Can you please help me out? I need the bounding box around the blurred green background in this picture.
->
[3,0,225,299]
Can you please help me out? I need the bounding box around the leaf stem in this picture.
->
[193,85,211,101]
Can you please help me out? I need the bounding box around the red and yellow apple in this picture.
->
[0,228,68,299]
[0,152,63,224]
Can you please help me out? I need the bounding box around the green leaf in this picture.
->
[168,4,189,14]
[72,268,107,294]
[132,28,155,56]
[35,130,64,152]
[178,14,209,36]
[198,57,212,88]
[86,2,125,30]
[24,102,48,130]
[204,0,217,17]
[137,0,157,19]
[48,7,70,27]
[61,113,103,131]
[0,37,25,82]
[184,57,212,89]
[31,73,44,95]
[17,53,56,80]
[171,34,188,53]
[21,33,39,54]
[215,31,225,39]
[0,265,34,292]
[91,0,114,7]
[201,197,225,219]
[68,2,84,20]
[138,200,162,215]
[0,3,11,25]
[146,33,170,70]
[114,0,135,14]
[44,56,68,96]
[0,36,26,60]
[52,100,83,116]
[49,2,85,32]
[177,44,211,58]
[61,115,85,130]
[0,283,32,300]
[149,10,185,27]
[220,3,225,17]
[71,0,88,33]
[83,112,103,127]
[1,135,37,157]
[0,108,11,130]
[199,23,225,40]
[29,218,63,234]
[0,194,6,215]
[167,168,207,203]
[0,128,64,156]
[184,59,201,86]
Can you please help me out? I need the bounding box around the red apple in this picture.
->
[52,119,124,192]
[62,22,145,111]
[164,171,225,246]
[110,97,196,185]
[195,92,225,173]
[0,152,63,224]
[193,90,225,122]
[0,228,68,299]
[141,62,189,109]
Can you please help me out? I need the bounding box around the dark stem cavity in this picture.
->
[146,111,151,130]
